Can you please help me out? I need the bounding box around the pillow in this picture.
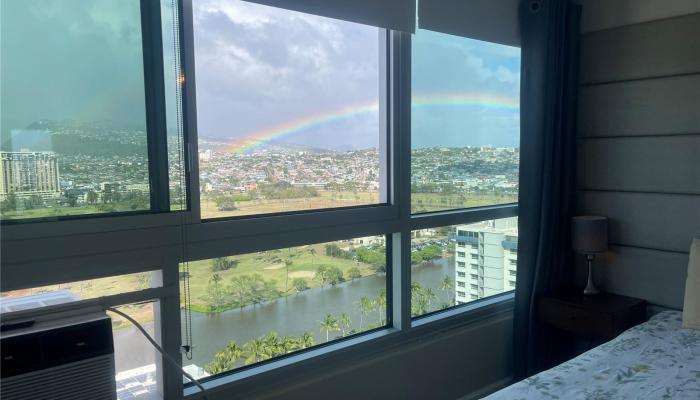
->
[682,238,700,330]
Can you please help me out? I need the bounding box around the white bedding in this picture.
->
[484,311,700,399]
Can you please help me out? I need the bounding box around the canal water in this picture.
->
[113,257,454,372]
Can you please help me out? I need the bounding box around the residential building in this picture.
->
[454,217,518,305]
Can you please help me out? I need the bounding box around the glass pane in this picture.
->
[193,0,383,219]
[111,303,163,400]
[0,0,151,220]
[411,217,518,318]
[161,0,187,211]
[1,292,161,398]
[179,237,388,377]
[411,30,520,214]
[0,271,158,312]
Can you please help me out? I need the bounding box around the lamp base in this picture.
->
[583,254,600,296]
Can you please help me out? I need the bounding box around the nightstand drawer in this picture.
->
[539,300,615,338]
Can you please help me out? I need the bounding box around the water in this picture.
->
[113,257,454,372]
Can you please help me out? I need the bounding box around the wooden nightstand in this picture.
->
[539,290,647,340]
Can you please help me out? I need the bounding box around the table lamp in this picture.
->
[572,216,608,295]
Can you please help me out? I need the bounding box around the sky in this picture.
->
[0,0,147,138]
[1,0,520,151]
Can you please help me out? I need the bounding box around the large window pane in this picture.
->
[411,30,520,214]
[193,0,383,219]
[179,237,388,377]
[0,0,187,221]
[411,217,518,318]
[1,0,150,220]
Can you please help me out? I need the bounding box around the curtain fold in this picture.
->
[513,0,581,379]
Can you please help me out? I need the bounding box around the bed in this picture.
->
[484,311,700,399]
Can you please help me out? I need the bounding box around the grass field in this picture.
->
[200,190,381,219]
[183,242,378,313]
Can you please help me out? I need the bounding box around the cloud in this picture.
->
[192,0,380,144]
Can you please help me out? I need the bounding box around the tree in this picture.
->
[347,267,361,281]
[204,273,227,312]
[229,275,252,309]
[284,258,293,291]
[325,266,344,286]
[319,314,339,342]
[411,281,438,316]
[299,332,315,349]
[356,296,374,330]
[440,275,455,306]
[292,278,309,293]
[308,247,317,266]
[374,290,387,325]
[212,257,239,272]
[86,190,99,205]
[315,265,329,286]
[243,337,266,364]
[205,340,242,374]
[338,313,352,337]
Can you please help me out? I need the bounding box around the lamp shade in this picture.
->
[572,216,608,254]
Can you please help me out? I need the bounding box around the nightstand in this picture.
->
[539,290,647,340]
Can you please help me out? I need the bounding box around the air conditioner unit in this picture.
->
[1,293,117,400]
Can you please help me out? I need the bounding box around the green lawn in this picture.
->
[182,243,378,313]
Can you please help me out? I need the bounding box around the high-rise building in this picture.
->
[0,151,60,199]
[453,218,518,305]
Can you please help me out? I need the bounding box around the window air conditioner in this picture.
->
[1,293,117,400]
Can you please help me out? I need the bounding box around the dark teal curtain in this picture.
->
[513,0,581,379]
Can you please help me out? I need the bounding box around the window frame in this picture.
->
[0,2,520,399]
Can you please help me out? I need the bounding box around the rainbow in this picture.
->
[224,92,519,154]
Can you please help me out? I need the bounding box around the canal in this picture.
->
[113,257,454,372]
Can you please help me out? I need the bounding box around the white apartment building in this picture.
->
[453,217,518,305]
[0,151,60,200]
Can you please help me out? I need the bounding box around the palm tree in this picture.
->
[374,290,387,325]
[204,340,242,374]
[262,332,282,359]
[299,331,315,349]
[284,258,293,291]
[282,336,300,354]
[243,337,266,365]
[309,248,317,266]
[423,287,437,309]
[440,275,455,306]
[338,313,352,337]
[356,296,373,330]
[319,314,339,342]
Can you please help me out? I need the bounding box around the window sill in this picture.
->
[184,292,514,399]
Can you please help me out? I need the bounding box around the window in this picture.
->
[1,1,521,396]
[411,30,519,214]
[410,218,518,318]
[192,0,385,219]
[1,0,186,221]
[180,237,388,375]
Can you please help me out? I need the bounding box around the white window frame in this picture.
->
[0,1,519,399]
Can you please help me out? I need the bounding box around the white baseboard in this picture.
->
[456,375,514,400]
